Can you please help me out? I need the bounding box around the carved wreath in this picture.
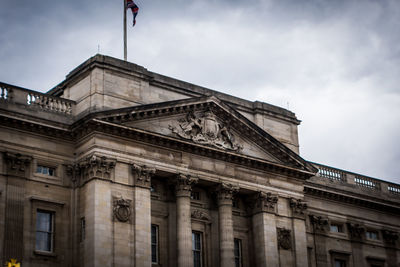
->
[277,228,292,250]
[113,198,131,222]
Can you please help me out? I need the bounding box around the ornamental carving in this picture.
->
[175,174,198,194]
[79,155,116,182]
[131,164,155,188]
[113,197,131,223]
[251,191,278,214]
[277,228,292,250]
[310,215,329,232]
[382,230,398,244]
[347,223,365,240]
[191,209,211,221]
[290,198,308,218]
[66,164,80,183]
[169,110,243,152]
[216,183,240,203]
[4,152,32,176]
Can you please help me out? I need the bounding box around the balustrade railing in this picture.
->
[312,162,347,182]
[0,82,75,115]
[354,175,380,190]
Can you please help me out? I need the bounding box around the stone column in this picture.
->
[216,183,239,267]
[175,174,198,267]
[132,164,155,267]
[251,192,279,267]
[290,198,309,267]
[310,215,329,267]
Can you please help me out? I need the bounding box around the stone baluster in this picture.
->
[216,183,239,267]
[175,174,198,267]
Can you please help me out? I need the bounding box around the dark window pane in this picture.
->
[36,212,52,232]
[152,244,157,262]
[36,232,51,251]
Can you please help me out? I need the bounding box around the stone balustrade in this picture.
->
[310,161,399,196]
[0,82,75,115]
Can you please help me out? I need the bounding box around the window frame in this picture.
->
[330,223,344,233]
[35,210,55,253]
[151,224,159,264]
[192,231,203,267]
[234,238,243,267]
[366,230,380,240]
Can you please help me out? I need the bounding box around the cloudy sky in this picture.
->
[1,0,399,183]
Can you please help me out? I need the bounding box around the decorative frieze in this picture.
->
[290,198,308,219]
[251,191,278,214]
[169,110,243,152]
[191,209,211,222]
[382,230,398,245]
[347,223,365,240]
[310,215,329,232]
[277,228,292,250]
[131,163,156,188]
[78,155,116,182]
[113,197,132,223]
[4,152,32,177]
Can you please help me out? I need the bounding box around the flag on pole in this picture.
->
[126,0,139,26]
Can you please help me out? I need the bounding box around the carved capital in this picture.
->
[191,209,211,222]
[216,183,239,205]
[347,223,365,240]
[131,164,156,188]
[250,191,278,214]
[277,228,292,250]
[66,164,80,183]
[79,155,116,182]
[310,215,329,232]
[290,198,308,219]
[4,152,32,177]
[382,230,398,245]
[175,174,198,196]
[113,197,131,223]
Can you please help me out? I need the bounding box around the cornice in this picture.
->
[304,183,400,214]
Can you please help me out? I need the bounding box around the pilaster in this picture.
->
[290,198,309,267]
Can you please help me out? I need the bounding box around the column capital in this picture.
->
[175,174,198,197]
[250,191,278,214]
[131,163,156,189]
[309,214,329,233]
[4,152,32,177]
[289,198,308,219]
[216,183,239,205]
[79,155,116,183]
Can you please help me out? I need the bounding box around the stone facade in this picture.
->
[0,54,399,267]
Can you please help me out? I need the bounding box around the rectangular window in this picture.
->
[36,210,54,252]
[330,223,344,233]
[334,259,347,267]
[192,232,202,267]
[191,191,200,200]
[151,225,159,263]
[234,238,243,267]
[366,230,379,240]
[36,165,55,176]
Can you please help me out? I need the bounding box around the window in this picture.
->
[366,230,379,240]
[192,232,202,267]
[330,223,344,233]
[234,238,243,267]
[191,191,200,200]
[36,210,54,252]
[36,165,55,176]
[151,225,159,264]
[334,259,346,267]
[80,217,86,242]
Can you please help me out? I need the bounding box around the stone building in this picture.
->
[0,54,399,267]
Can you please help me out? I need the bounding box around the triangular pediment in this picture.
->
[94,96,316,173]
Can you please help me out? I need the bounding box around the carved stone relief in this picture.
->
[131,163,155,188]
[310,215,329,232]
[277,228,292,250]
[113,197,132,223]
[347,223,365,240]
[191,209,211,222]
[250,191,278,214]
[169,110,243,152]
[4,152,32,177]
[79,155,116,182]
[290,198,308,219]
[382,230,398,245]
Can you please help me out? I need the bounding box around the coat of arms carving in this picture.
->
[113,197,131,223]
[169,110,242,152]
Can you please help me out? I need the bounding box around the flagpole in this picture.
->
[123,0,127,61]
